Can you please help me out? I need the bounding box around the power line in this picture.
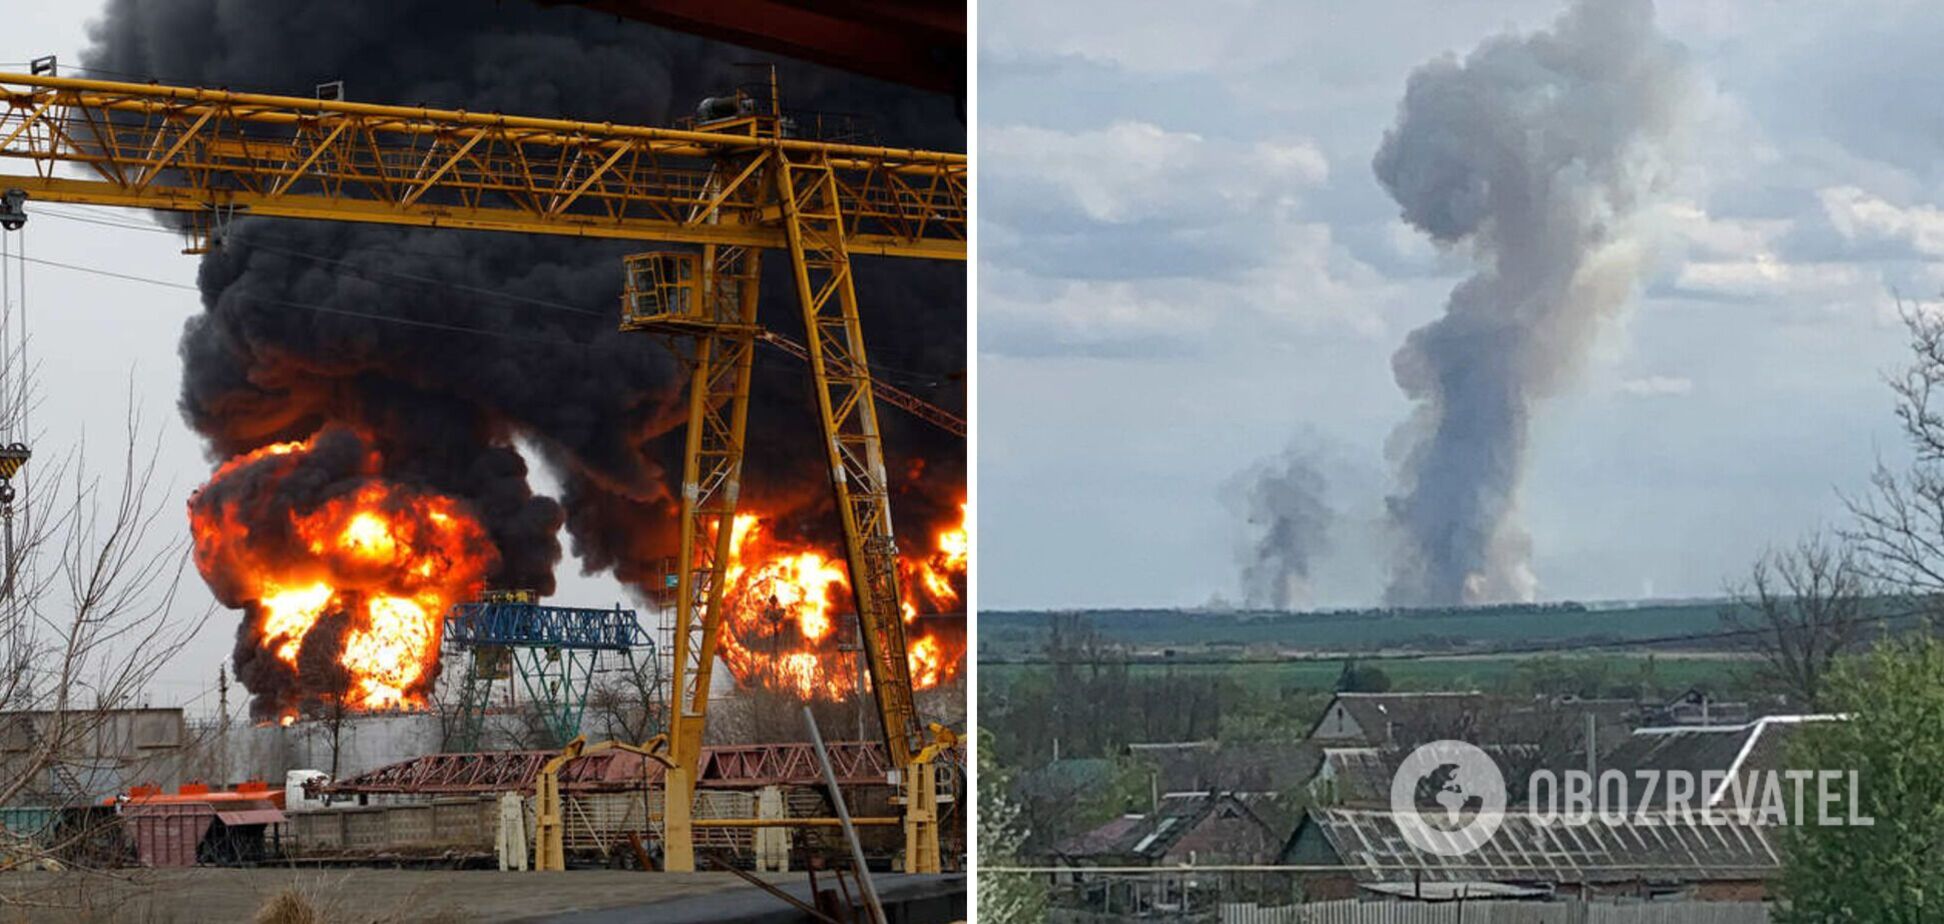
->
[0,61,221,89]
[35,205,603,278]
[9,252,641,352]
[14,244,969,436]
[31,207,601,316]
[26,208,959,390]
[12,252,201,292]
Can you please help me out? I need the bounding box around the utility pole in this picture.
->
[216,665,231,784]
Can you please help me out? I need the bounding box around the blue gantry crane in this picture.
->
[442,591,661,750]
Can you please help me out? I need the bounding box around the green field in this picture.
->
[980,605,1779,773]
[980,601,1745,658]
[981,652,1746,697]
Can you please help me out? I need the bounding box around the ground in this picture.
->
[0,869,966,923]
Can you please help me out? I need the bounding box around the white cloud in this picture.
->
[1646,198,1908,322]
[1618,375,1694,397]
[979,271,1201,351]
[979,119,1377,354]
[1820,185,1944,257]
[979,219,1406,356]
[1675,256,1864,298]
[981,120,1327,224]
[980,0,1262,74]
[1653,199,1790,261]
[1256,140,1331,185]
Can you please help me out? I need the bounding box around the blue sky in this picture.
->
[978,0,1944,609]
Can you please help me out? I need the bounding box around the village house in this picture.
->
[1049,790,1294,916]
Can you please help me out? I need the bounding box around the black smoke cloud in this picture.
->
[1372,0,1687,607]
[85,0,965,703]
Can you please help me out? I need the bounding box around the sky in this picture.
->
[979,0,1944,610]
[2,2,642,713]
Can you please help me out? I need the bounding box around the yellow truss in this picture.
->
[0,72,965,259]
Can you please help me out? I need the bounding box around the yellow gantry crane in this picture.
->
[534,735,674,871]
[0,66,964,872]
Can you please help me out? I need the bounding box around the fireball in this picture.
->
[189,427,499,716]
[717,502,966,700]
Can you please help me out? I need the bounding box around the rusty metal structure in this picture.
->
[117,781,287,868]
[322,741,947,796]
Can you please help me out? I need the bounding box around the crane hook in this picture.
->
[0,190,26,232]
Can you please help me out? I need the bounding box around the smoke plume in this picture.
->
[1226,444,1334,610]
[84,0,965,714]
[1372,0,1687,606]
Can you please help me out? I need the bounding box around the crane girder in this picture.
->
[0,72,965,258]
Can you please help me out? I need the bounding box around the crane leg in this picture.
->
[536,766,564,871]
[653,244,761,873]
[903,760,940,873]
[774,153,939,874]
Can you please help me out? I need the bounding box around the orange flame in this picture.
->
[718,515,854,699]
[716,503,966,701]
[904,502,968,617]
[190,432,497,714]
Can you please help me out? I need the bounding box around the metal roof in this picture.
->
[1126,740,1319,795]
[1310,748,1397,806]
[1601,715,1841,806]
[214,808,287,826]
[1057,792,1284,862]
[1296,808,1781,885]
[1057,794,1213,860]
[1308,693,1489,747]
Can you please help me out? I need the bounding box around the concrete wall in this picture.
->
[222,711,443,783]
[0,709,200,801]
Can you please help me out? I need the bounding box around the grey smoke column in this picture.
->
[1373,0,1687,606]
[1230,446,1333,610]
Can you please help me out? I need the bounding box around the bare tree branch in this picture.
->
[1722,533,1871,707]
[0,385,208,878]
[1845,299,1944,602]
